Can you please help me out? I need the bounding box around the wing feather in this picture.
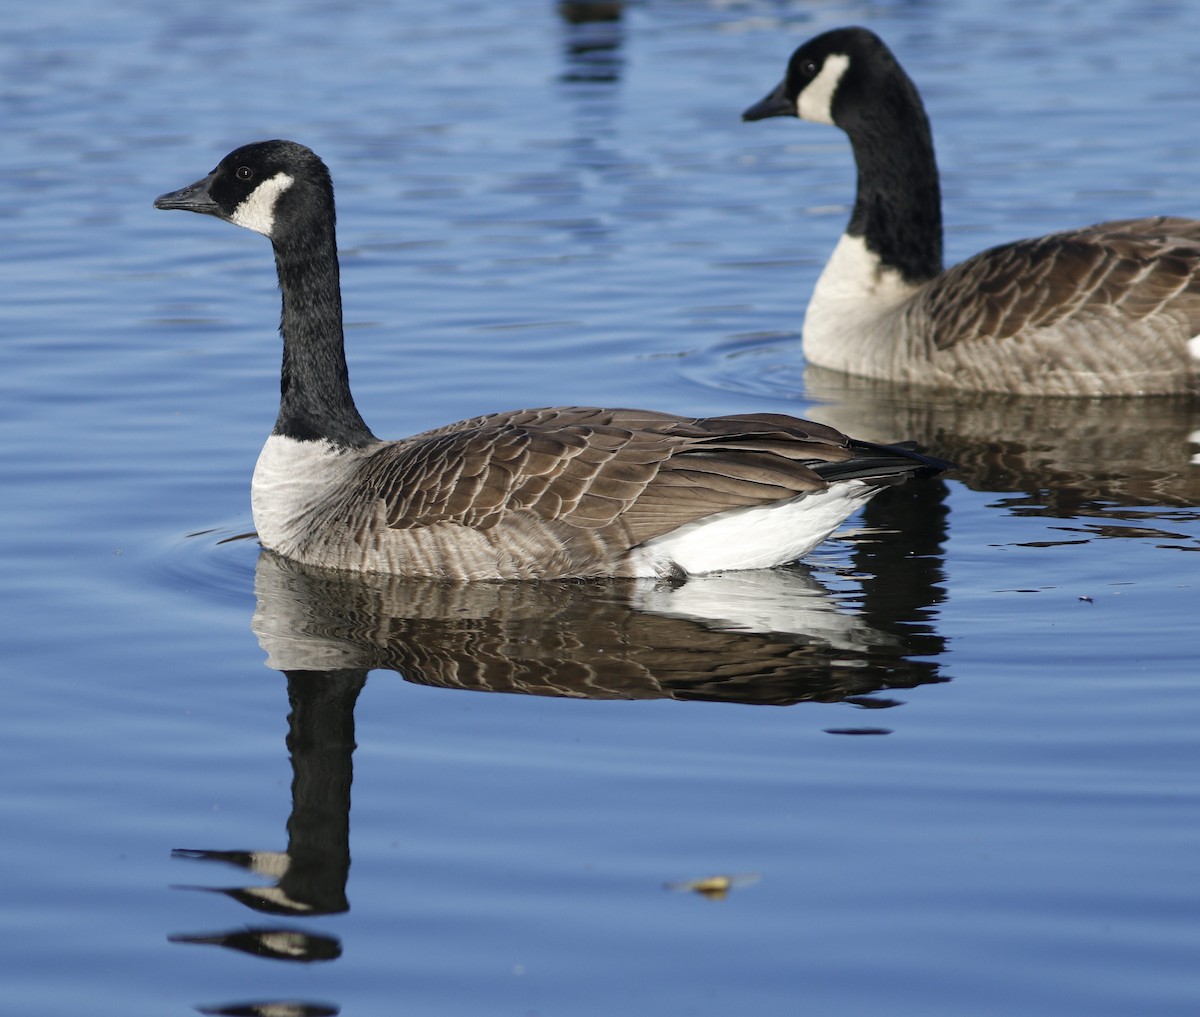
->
[348,407,937,547]
[921,217,1200,350]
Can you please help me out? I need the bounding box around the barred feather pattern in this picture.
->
[252,406,933,580]
[908,217,1200,394]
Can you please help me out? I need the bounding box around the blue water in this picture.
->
[3,1,1200,1014]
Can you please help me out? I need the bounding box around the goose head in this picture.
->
[153,139,333,244]
[741,26,900,128]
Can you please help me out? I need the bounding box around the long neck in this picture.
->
[272,227,375,447]
[843,76,943,283]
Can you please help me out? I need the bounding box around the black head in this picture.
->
[742,27,901,127]
[154,140,335,243]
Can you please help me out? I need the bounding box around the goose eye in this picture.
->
[801,59,818,78]
[236,166,254,181]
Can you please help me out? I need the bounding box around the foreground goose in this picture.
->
[743,26,1200,396]
[154,140,948,580]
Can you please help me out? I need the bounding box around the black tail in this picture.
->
[813,440,956,484]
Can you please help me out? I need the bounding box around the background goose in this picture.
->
[743,26,1200,396]
[154,140,948,580]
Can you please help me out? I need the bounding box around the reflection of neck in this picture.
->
[279,668,367,915]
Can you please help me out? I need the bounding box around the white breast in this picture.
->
[252,434,362,554]
[803,233,920,376]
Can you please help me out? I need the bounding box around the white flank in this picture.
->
[797,53,850,124]
[629,480,877,576]
[252,434,359,554]
[230,171,295,237]
[1188,333,1200,362]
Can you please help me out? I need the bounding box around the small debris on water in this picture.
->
[665,873,760,900]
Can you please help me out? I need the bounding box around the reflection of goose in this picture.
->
[801,368,1200,520]
[173,669,362,917]
[170,668,360,989]
[167,926,341,963]
[154,140,948,580]
[557,1,625,84]
[251,549,946,705]
[744,27,1200,395]
[196,1002,337,1017]
[172,544,947,1000]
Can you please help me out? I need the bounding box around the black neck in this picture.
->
[271,227,375,447]
[843,76,943,283]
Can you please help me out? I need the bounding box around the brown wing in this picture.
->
[921,216,1200,350]
[613,412,860,542]
[355,407,859,545]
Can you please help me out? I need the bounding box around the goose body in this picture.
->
[154,140,948,580]
[743,26,1200,396]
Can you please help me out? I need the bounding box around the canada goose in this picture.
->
[743,26,1200,396]
[154,140,948,580]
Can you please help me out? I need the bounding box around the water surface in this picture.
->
[2,2,1199,1015]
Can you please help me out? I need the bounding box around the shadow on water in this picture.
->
[169,536,949,1011]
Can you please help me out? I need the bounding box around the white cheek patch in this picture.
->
[229,171,295,237]
[797,52,850,125]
